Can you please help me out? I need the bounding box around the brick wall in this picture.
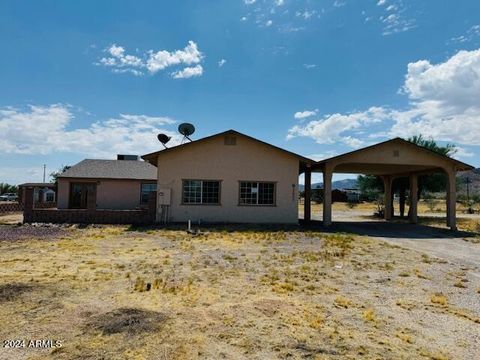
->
[24,208,155,224]
[22,187,157,225]
[34,201,57,209]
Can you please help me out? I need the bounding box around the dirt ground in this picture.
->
[0,220,479,360]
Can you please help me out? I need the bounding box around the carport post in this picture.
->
[323,165,333,227]
[409,173,418,224]
[446,168,457,231]
[383,176,393,221]
[304,166,312,222]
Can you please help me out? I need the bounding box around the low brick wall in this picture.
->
[34,201,57,209]
[24,208,155,225]
[22,186,156,225]
[0,202,23,213]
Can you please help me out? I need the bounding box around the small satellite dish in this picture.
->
[178,123,195,142]
[157,133,171,149]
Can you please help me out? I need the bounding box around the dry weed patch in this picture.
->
[0,225,478,359]
[86,307,168,335]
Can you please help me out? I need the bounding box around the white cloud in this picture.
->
[0,166,45,185]
[244,0,256,4]
[390,49,480,145]
[449,25,480,44]
[294,109,318,119]
[265,19,273,27]
[333,1,346,7]
[303,64,317,69]
[275,0,284,6]
[171,65,204,79]
[218,59,227,67]
[287,107,390,147]
[296,10,317,20]
[97,41,204,79]
[454,147,474,159]
[146,41,203,73]
[374,0,416,35]
[288,49,480,152]
[0,104,183,157]
[307,150,340,161]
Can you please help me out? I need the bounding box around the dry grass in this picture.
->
[0,224,478,359]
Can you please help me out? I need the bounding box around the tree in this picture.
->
[406,135,456,215]
[50,165,71,184]
[357,175,383,201]
[0,183,18,195]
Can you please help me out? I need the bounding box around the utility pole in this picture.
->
[466,176,473,214]
[43,164,46,183]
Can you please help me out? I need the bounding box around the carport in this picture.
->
[303,138,474,230]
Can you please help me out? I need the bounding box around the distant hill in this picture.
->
[299,178,357,192]
[457,168,480,197]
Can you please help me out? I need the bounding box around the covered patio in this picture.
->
[302,138,474,230]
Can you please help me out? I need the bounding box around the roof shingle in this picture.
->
[58,160,157,180]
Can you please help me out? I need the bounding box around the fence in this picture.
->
[0,202,23,213]
[22,187,156,225]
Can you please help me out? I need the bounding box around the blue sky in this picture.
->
[1,0,480,185]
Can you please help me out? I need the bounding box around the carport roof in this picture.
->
[312,137,474,174]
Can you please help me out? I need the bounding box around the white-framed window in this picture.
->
[46,192,55,202]
[182,180,220,205]
[239,181,276,205]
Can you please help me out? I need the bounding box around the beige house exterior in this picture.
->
[57,158,157,210]
[42,130,473,229]
[142,130,313,224]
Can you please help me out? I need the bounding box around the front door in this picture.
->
[69,183,90,209]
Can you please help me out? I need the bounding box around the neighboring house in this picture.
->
[142,130,314,224]
[57,155,157,210]
[18,183,56,204]
[343,188,360,202]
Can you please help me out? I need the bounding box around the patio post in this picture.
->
[383,175,393,221]
[409,173,418,224]
[304,166,311,222]
[323,164,333,226]
[446,168,457,231]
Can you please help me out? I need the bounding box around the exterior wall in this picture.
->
[156,135,300,224]
[96,180,142,210]
[58,178,154,210]
[57,179,70,209]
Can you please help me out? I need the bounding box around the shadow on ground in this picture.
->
[127,219,478,240]
[302,220,477,239]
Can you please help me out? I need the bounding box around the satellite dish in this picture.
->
[157,133,171,149]
[178,123,195,141]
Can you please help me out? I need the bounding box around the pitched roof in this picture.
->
[58,159,157,180]
[315,137,474,172]
[142,129,315,165]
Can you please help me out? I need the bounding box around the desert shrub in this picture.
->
[346,201,358,209]
[425,197,436,212]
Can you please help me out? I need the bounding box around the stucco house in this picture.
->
[24,129,473,229]
[57,155,157,210]
[142,130,313,224]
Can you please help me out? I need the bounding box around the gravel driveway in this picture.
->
[322,216,480,277]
